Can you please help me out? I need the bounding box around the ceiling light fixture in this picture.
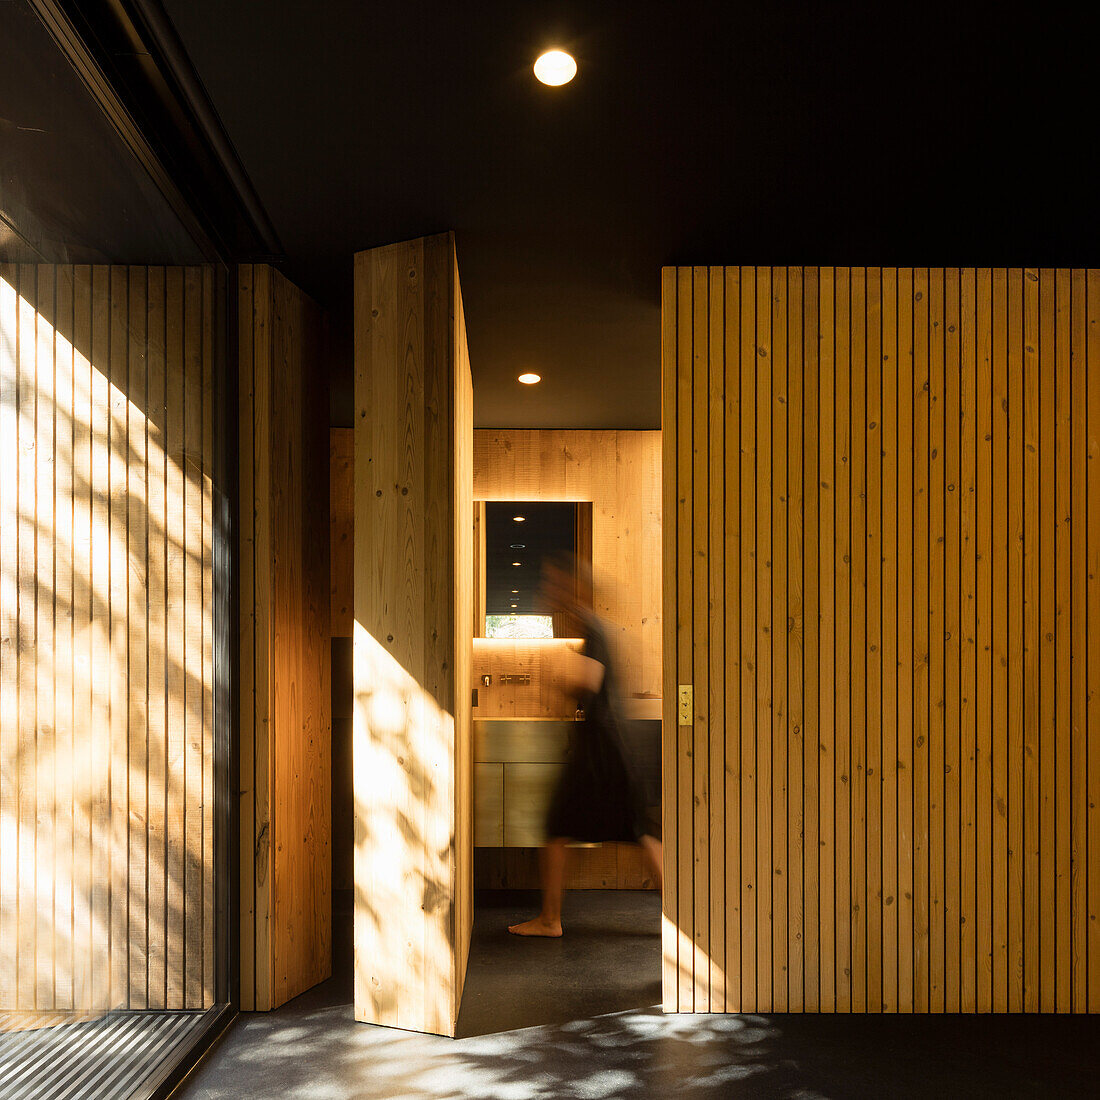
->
[534,49,577,87]
[518,372,541,385]
[513,515,526,522]
[512,561,522,567]
[510,543,525,549]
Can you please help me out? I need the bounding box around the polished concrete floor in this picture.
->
[179,890,1099,1099]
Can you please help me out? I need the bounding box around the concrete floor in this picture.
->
[179,890,1100,1099]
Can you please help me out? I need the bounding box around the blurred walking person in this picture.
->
[509,553,662,937]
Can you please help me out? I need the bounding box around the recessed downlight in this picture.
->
[510,543,525,549]
[512,561,522,567]
[518,372,541,385]
[511,589,519,594]
[534,49,577,86]
[513,515,526,522]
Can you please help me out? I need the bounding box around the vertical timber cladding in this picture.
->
[0,264,216,1012]
[661,266,1100,1014]
[353,233,474,1037]
[238,264,332,1012]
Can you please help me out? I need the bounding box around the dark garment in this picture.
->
[545,614,651,843]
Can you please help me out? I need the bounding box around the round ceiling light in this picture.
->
[513,515,526,522]
[534,49,577,87]
[518,372,541,385]
[512,561,522,567]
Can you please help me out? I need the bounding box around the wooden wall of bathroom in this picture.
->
[472,429,662,704]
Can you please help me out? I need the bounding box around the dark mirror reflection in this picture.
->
[482,501,582,638]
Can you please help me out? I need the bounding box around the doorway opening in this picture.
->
[464,439,664,1033]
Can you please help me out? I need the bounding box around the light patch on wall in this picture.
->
[663,914,728,1012]
[353,621,457,1036]
[0,269,215,1018]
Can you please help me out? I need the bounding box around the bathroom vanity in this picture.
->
[473,718,574,847]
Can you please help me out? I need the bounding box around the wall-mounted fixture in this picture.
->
[678,684,693,726]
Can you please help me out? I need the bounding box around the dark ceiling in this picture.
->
[159,0,1099,429]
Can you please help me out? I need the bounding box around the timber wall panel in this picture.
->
[472,429,662,702]
[353,233,473,1037]
[0,264,216,1012]
[663,265,1100,1013]
[238,264,331,1012]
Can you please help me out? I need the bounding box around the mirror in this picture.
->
[474,500,592,638]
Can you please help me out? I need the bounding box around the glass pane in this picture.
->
[485,614,555,639]
[0,3,227,1094]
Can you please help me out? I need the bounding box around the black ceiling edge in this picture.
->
[28,0,283,264]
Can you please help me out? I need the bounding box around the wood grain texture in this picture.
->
[471,429,662,702]
[0,265,215,1011]
[474,845,658,890]
[662,266,1100,1013]
[238,264,331,1012]
[353,234,473,1037]
[471,639,585,718]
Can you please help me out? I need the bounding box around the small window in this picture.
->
[484,614,555,639]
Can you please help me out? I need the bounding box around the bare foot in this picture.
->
[507,916,563,937]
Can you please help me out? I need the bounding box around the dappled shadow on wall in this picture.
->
[353,623,457,1035]
[0,267,215,1025]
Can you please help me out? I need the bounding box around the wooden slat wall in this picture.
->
[662,265,1100,1013]
[238,264,331,1012]
[353,233,473,1037]
[0,264,216,1012]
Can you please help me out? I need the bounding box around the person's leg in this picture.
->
[638,833,663,891]
[508,837,568,936]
